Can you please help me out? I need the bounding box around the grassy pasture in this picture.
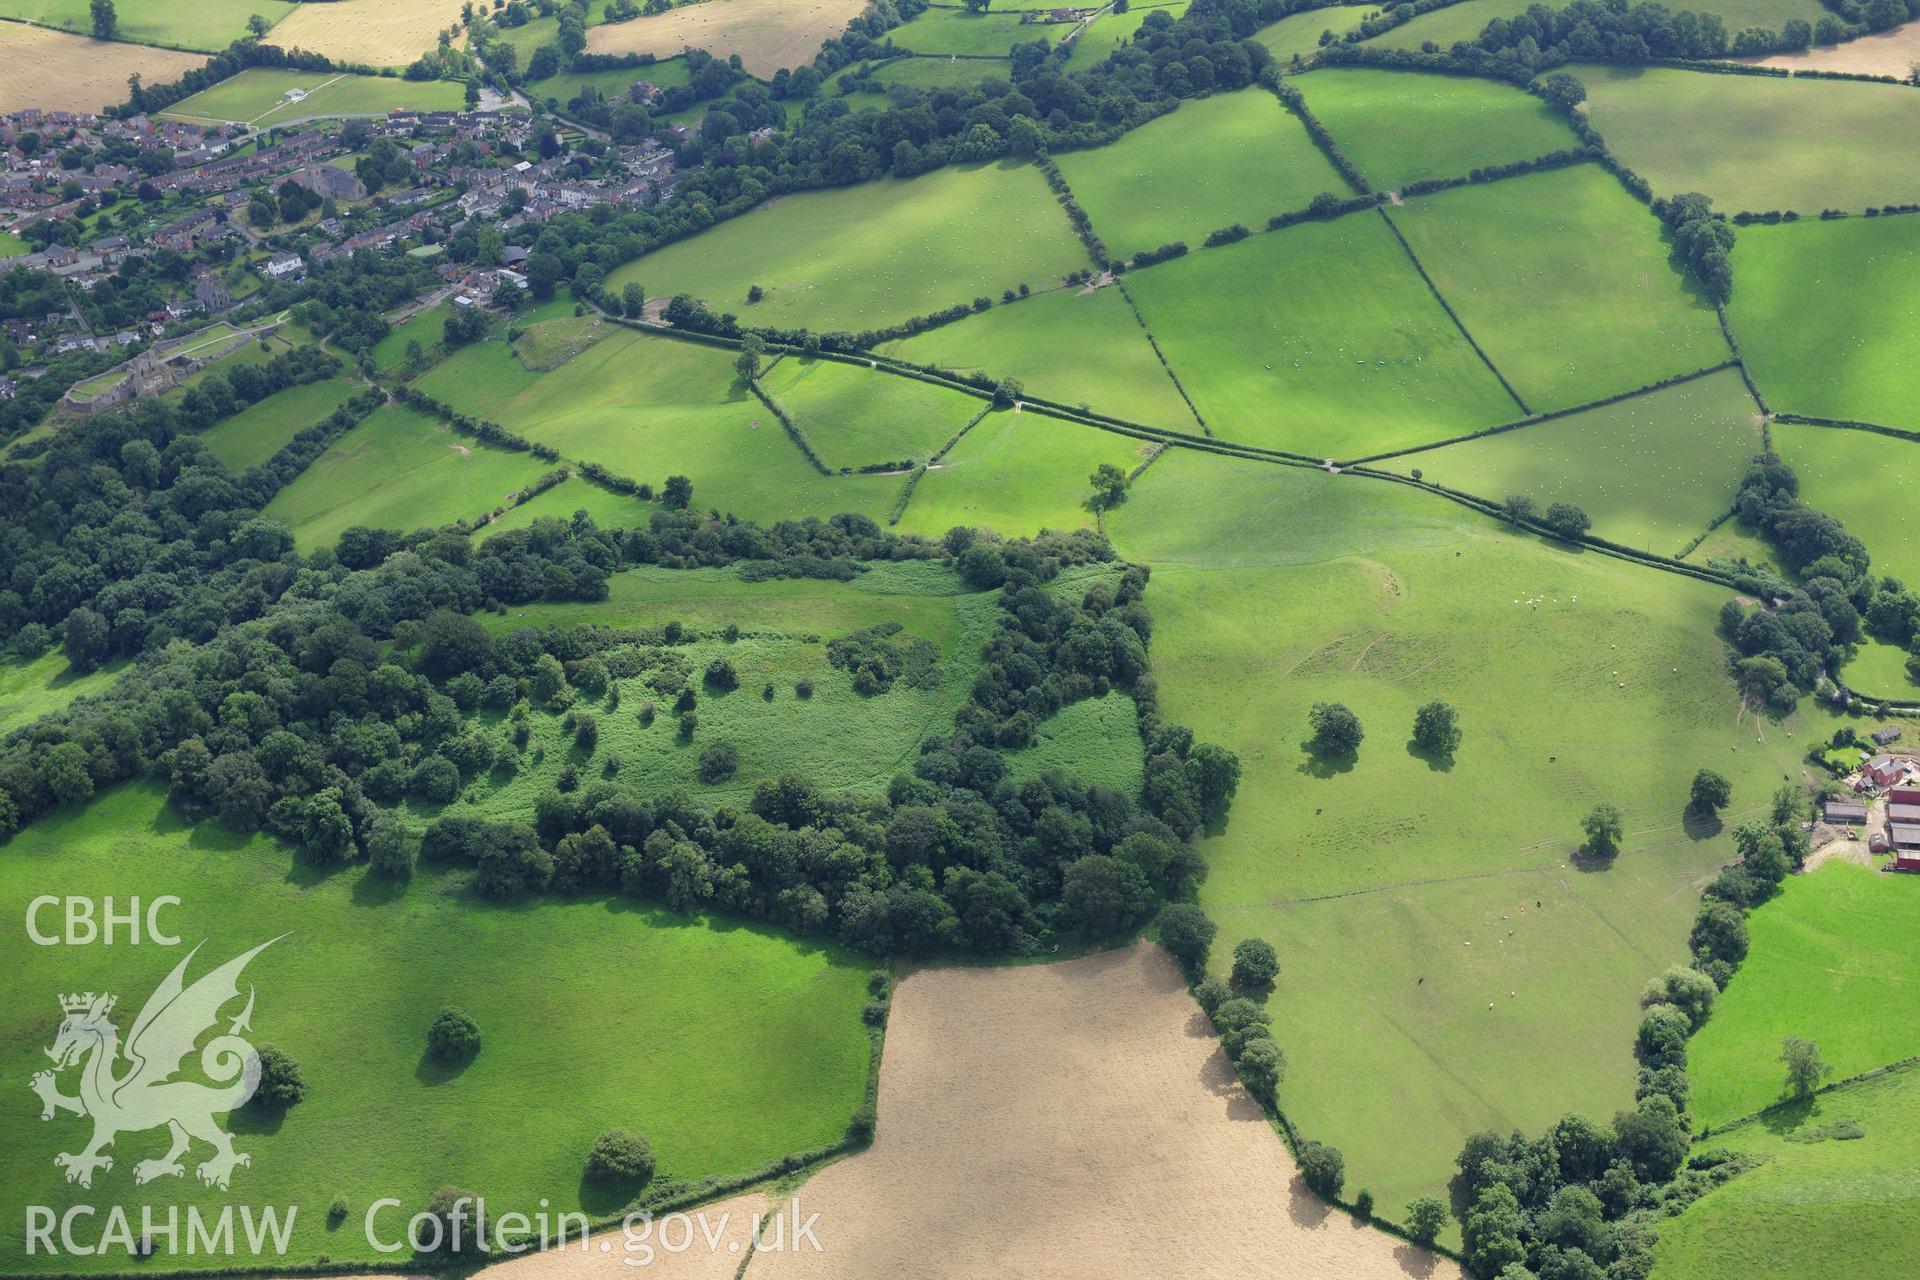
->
[1252,2,1376,63]
[372,301,467,372]
[890,7,1051,57]
[893,409,1142,537]
[0,783,873,1273]
[1728,216,1920,431]
[1389,164,1728,412]
[526,54,692,109]
[478,476,650,537]
[513,314,610,372]
[262,402,554,548]
[256,0,470,67]
[1124,213,1519,457]
[1005,689,1145,794]
[1358,0,1523,50]
[606,163,1083,334]
[584,0,868,76]
[0,650,124,738]
[1838,639,1915,698]
[1574,64,1920,212]
[882,284,1200,430]
[1388,368,1762,554]
[1651,1061,1920,1280]
[200,378,357,473]
[159,68,466,127]
[0,22,205,114]
[756,355,982,469]
[1062,0,1191,68]
[413,329,901,525]
[1106,449,1819,1225]
[1055,88,1346,261]
[0,0,298,51]
[1292,66,1578,191]
[1687,862,1920,1128]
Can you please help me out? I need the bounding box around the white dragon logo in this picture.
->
[30,938,281,1191]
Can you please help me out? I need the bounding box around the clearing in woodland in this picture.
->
[1124,212,1519,457]
[1387,163,1728,413]
[584,0,869,78]
[1055,87,1345,262]
[0,22,204,114]
[605,163,1083,335]
[753,943,1464,1279]
[1106,450,1819,1228]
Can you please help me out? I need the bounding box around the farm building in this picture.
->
[1865,755,1909,788]
[1873,725,1903,746]
[1824,798,1869,824]
[1890,783,1920,863]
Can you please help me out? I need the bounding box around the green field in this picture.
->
[1293,66,1579,191]
[0,784,873,1272]
[1005,689,1145,793]
[526,53,691,108]
[1839,639,1916,698]
[1062,0,1191,69]
[1729,216,1920,431]
[1055,88,1346,261]
[893,409,1143,537]
[0,650,124,737]
[262,401,554,548]
[1359,0,1524,51]
[372,301,468,373]
[200,378,357,473]
[1651,1062,1920,1280]
[160,68,466,127]
[890,7,1051,57]
[478,476,650,537]
[1687,862,1920,1128]
[1107,449,1821,1225]
[757,355,983,470]
[606,163,1083,334]
[512,314,609,372]
[827,54,1013,94]
[0,0,299,51]
[1387,368,1762,553]
[1389,164,1729,412]
[1124,213,1520,457]
[882,284,1200,430]
[1575,64,1920,212]
[413,329,901,526]
[1251,2,1375,63]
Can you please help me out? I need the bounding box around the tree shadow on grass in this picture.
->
[578,1171,646,1220]
[1683,808,1725,842]
[227,1099,287,1137]
[1297,742,1358,778]
[415,1049,473,1088]
[351,868,409,907]
[1759,1094,1821,1138]
[1570,844,1618,874]
[1406,739,1455,773]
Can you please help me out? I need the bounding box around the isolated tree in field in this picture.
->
[428,1007,482,1063]
[1544,502,1591,540]
[586,1129,654,1183]
[1582,802,1624,858]
[1296,1141,1345,1198]
[1411,700,1461,755]
[1231,936,1279,992]
[1156,903,1215,974]
[662,474,693,508]
[1307,701,1363,756]
[91,0,116,40]
[1539,72,1587,110]
[1404,1195,1448,1247]
[1689,769,1732,817]
[1780,1036,1832,1099]
[253,1045,306,1108]
[734,332,765,381]
[1089,462,1130,510]
[247,13,271,38]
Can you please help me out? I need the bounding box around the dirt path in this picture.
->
[750,944,1461,1280]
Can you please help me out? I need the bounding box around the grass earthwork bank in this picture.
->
[882,284,1200,430]
[1651,1059,1920,1280]
[1388,163,1729,412]
[1124,213,1518,456]
[159,68,468,127]
[1107,450,1818,1227]
[755,355,982,469]
[198,377,359,473]
[1573,64,1920,212]
[0,784,874,1273]
[413,329,900,525]
[1685,862,1920,1129]
[606,163,1083,334]
[0,0,298,51]
[1385,368,1763,554]
[892,409,1142,537]
[1291,66,1578,191]
[1728,216,1920,432]
[261,401,554,548]
[1054,87,1345,261]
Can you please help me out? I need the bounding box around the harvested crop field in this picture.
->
[264,0,470,67]
[755,943,1461,1279]
[1743,20,1920,78]
[586,0,869,78]
[473,1193,770,1280]
[0,22,206,113]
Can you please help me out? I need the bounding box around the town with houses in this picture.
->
[0,95,692,414]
